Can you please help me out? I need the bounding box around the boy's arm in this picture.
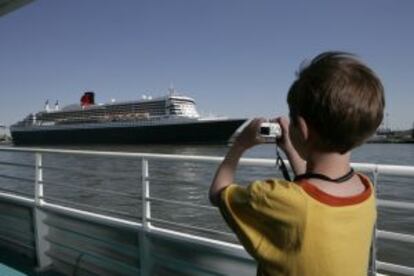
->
[283,143,306,176]
[209,144,245,206]
[209,118,264,206]
[275,117,306,176]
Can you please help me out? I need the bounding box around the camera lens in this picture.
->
[260,127,270,135]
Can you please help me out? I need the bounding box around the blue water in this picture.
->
[0,143,413,269]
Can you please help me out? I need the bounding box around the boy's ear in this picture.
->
[297,116,309,141]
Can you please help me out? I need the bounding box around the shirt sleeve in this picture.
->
[218,180,306,262]
[218,184,262,256]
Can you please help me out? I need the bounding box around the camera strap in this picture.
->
[275,144,291,181]
[294,168,355,183]
[274,142,355,183]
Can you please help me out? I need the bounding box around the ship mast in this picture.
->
[45,100,51,112]
[168,83,176,96]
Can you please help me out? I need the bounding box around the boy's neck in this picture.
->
[306,151,352,177]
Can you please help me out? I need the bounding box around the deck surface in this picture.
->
[0,246,62,276]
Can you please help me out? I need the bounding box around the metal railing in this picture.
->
[0,146,413,275]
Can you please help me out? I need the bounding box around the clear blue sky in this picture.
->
[1,0,413,129]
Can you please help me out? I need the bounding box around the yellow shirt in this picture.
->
[219,174,376,276]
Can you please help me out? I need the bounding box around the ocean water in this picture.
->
[0,143,413,271]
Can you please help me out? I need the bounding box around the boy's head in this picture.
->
[287,51,385,154]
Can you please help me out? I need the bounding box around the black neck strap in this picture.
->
[294,168,355,183]
[275,144,292,181]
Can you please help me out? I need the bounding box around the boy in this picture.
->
[209,52,385,276]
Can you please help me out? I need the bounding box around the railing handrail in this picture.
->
[1,146,414,176]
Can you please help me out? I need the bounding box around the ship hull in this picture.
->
[11,119,246,145]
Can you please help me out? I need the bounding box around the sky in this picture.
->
[0,0,413,129]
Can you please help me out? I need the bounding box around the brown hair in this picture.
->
[287,51,385,153]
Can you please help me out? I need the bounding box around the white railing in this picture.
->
[0,146,413,275]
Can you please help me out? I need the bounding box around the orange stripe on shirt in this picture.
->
[298,174,373,206]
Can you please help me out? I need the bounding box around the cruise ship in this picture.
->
[10,89,246,145]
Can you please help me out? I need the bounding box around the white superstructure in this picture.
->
[14,91,201,128]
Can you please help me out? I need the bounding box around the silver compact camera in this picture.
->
[259,122,282,143]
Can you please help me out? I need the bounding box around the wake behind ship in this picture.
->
[10,89,246,145]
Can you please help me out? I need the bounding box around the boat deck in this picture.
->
[0,147,413,275]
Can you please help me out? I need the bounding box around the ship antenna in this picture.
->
[45,99,50,112]
[168,83,175,96]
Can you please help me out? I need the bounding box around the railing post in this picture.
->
[33,153,52,269]
[140,158,151,276]
[369,167,379,276]
[142,158,151,230]
[35,153,44,206]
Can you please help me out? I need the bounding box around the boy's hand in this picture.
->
[273,116,306,175]
[233,118,266,150]
[272,116,294,152]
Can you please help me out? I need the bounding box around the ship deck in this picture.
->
[0,147,413,275]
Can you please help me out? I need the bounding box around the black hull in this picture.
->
[11,119,246,145]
